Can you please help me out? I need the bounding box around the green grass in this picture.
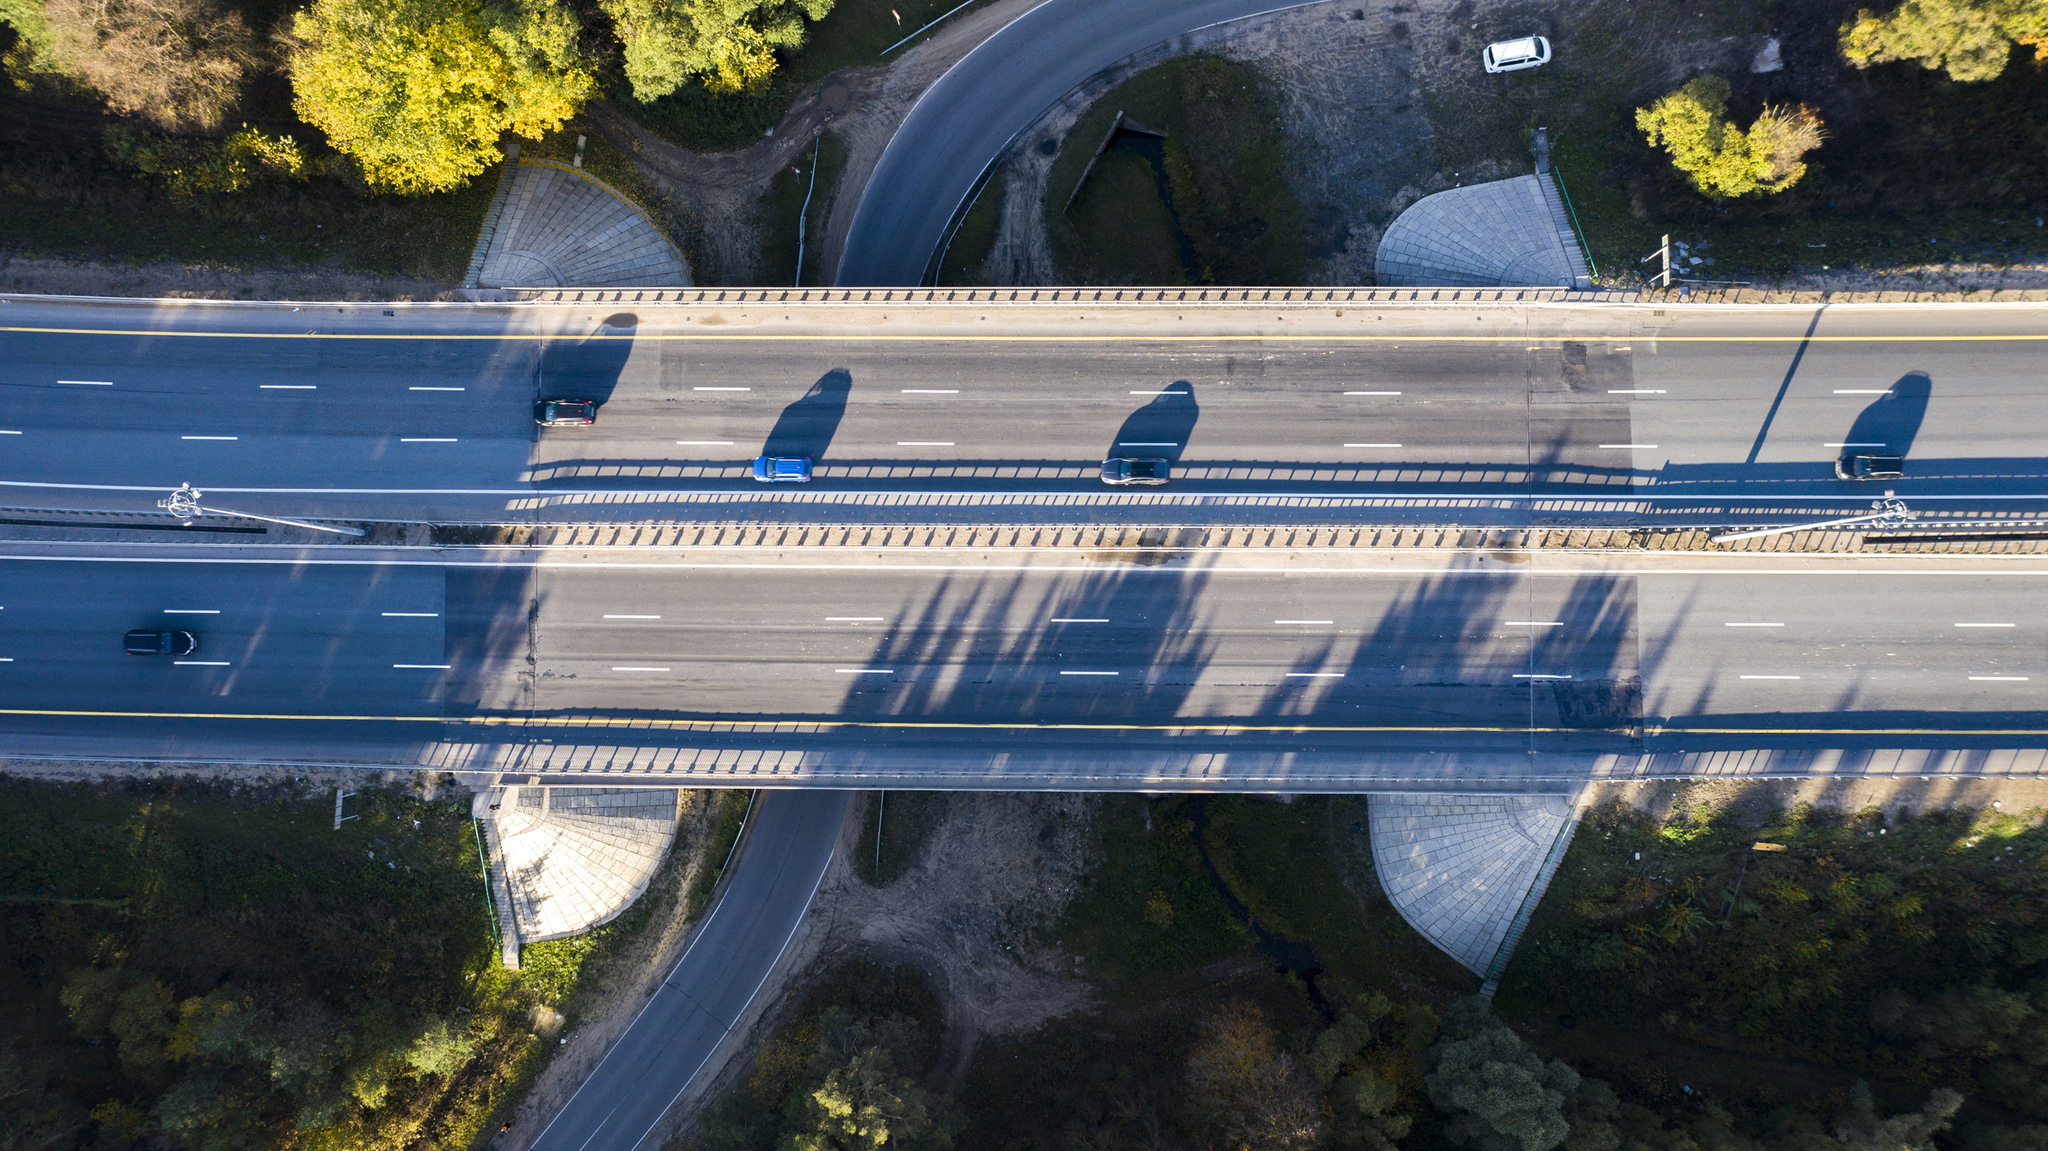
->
[935,172,1006,285]
[1058,796,1247,982]
[687,790,757,918]
[622,0,1001,151]
[0,118,493,282]
[756,132,849,288]
[853,790,949,886]
[1044,55,1306,285]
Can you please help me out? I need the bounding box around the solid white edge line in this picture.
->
[260,385,316,389]
[400,438,458,442]
[1344,443,1402,447]
[603,614,661,619]
[1118,442,1179,446]
[901,389,959,393]
[1275,619,1335,624]
[1060,670,1118,675]
[1826,442,1887,447]
[408,386,465,391]
[381,612,438,617]
[1970,676,2030,681]
[1740,675,1802,679]
[1599,444,1659,449]
[1608,389,1667,393]
[1505,621,1564,626]
[162,609,220,614]
[611,667,671,672]
[1128,390,1189,395]
[676,441,736,445]
[1286,672,1345,677]
[1512,674,1572,679]
[1345,391,1401,395]
[1725,622,1785,626]
[835,668,894,673]
[826,616,885,621]
[1834,389,1893,394]
[694,387,751,391]
[175,661,230,666]
[392,663,450,669]
[56,380,112,385]
[1049,618,1109,623]
[897,441,956,446]
[1955,623,2016,627]
[180,436,237,441]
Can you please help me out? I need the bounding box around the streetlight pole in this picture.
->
[158,483,367,538]
[1711,493,1914,544]
[1639,234,1672,288]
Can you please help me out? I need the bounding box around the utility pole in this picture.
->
[1711,493,1915,544]
[1639,234,1672,288]
[159,483,366,537]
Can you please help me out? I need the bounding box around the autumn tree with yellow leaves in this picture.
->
[601,0,834,100]
[286,0,593,193]
[1841,0,2048,82]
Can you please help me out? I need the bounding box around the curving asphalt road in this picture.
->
[836,0,1319,285]
[527,789,848,1151]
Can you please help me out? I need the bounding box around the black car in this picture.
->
[126,629,198,656]
[1101,457,1170,486]
[535,399,597,426]
[1835,454,1904,480]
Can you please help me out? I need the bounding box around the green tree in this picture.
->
[287,0,593,194]
[1841,0,2048,83]
[0,0,59,86]
[1425,998,1580,1151]
[599,0,832,100]
[1635,76,1824,200]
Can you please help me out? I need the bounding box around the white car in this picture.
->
[1483,35,1551,73]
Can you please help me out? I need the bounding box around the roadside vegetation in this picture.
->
[754,130,847,287]
[710,791,2048,1151]
[1045,55,1306,285]
[0,775,722,1151]
[1429,0,2048,285]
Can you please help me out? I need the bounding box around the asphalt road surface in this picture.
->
[526,788,847,1151]
[836,0,1320,285]
[2,300,2045,526]
[6,550,2046,772]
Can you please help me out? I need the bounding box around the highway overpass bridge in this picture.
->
[2,291,2045,784]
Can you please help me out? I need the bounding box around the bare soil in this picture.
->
[0,252,463,301]
[651,792,1100,1148]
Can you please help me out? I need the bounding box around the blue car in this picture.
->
[752,456,813,483]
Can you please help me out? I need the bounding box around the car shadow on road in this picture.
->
[538,313,638,412]
[762,368,853,461]
[1105,383,1199,464]
[1838,370,1931,464]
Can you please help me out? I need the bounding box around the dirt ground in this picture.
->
[0,253,464,301]
[649,791,1100,1148]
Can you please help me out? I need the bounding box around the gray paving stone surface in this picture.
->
[483,786,681,948]
[476,162,692,289]
[1373,175,1588,289]
[1368,792,1576,976]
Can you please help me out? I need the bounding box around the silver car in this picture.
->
[1101,458,1170,486]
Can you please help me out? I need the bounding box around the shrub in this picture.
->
[1635,75,1825,199]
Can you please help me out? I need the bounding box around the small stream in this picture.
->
[1188,797,1340,1021]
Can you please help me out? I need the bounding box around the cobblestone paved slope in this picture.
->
[477,162,692,289]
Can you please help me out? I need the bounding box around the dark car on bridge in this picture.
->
[534,399,597,426]
[752,456,814,483]
[1835,454,1904,480]
[1101,457,1170,486]
[125,629,197,656]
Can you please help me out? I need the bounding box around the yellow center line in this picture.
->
[0,707,2043,737]
[4,326,2047,344]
